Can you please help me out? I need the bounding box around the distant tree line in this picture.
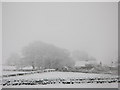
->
[6,41,75,70]
[6,41,100,71]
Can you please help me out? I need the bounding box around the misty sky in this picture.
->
[2,2,118,65]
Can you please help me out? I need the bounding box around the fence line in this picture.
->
[2,77,120,86]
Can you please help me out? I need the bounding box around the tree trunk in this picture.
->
[32,61,35,70]
[32,65,35,70]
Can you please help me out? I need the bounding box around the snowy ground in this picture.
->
[3,71,30,76]
[3,71,117,79]
[3,83,118,88]
[2,71,119,88]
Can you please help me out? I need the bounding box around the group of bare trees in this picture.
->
[6,41,99,71]
[6,41,119,74]
[6,41,75,70]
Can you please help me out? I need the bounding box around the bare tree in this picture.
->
[21,41,75,70]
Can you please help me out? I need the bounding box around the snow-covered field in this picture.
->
[3,71,117,79]
[2,71,119,88]
[3,71,30,76]
[4,83,118,88]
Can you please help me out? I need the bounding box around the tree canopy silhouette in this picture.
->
[21,41,75,70]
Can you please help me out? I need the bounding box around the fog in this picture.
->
[2,2,118,65]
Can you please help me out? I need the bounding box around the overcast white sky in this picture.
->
[2,2,118,65]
